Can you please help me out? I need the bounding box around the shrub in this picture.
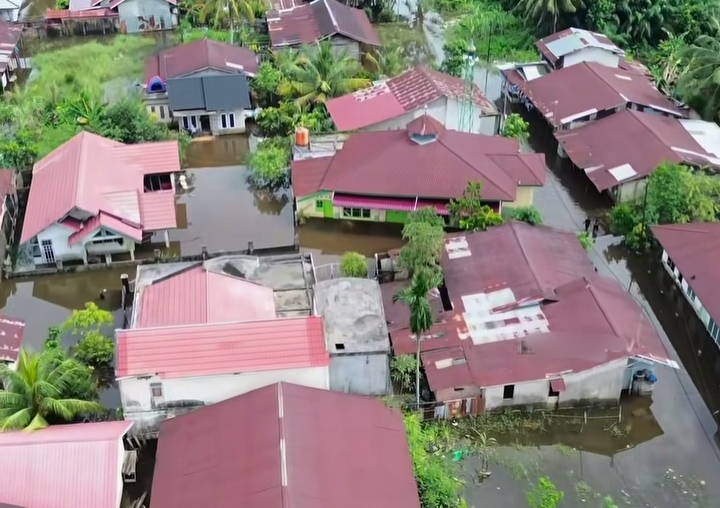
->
[74,332,115,369]
[608,203,640,236]
[390,354,417,392]
[502,113,530,140]
[578,231,594,250]
[503,205,542,225]
[340,251,368,278]
[246,138,291,188]
[527,477,564,508]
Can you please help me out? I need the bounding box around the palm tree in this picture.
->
[199,0,263,42]
[366,46,405,79]
[278,41,371,108]
[678,34,720,121]
[393,269,441,406]
[0,350,105,432]
[515,0,584,33]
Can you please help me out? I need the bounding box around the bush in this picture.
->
[608,203,640,236]
[527,477,564,508]
[578,231,594,250]
[502,205,542,225]
[246,138,291,188]
[340,251,368,278]
[502,113,530,140]
[252,62,284,108]
[74,332,115,369]
[390,354,417,392]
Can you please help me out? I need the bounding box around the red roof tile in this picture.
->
[291,117,544,201]
[151,383,420,508]
[116,316,328,378]
[536,28,623,65]
[21,132,180,244]
[521,62,682,128]
[0,421,133,508]
[556,109,712,191]
[0,315,24,363]
[145,39,259,82]
[137,265,276,328]
[267,0,380,47]
[652,222,720,324]
[327,67,498,131]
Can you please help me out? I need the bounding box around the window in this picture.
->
[150,383,163,398]
[548,383,560,397]
[342,207,371,219]
[182,116,197,130]
[687,285,696,301]
[710,319,720,343]
[92,238,123,246]
[150,106,156,114]
[316,200,323,210]
[159,106,165,119]
[144,174,172,192]
[31,238,40,258]
[453,387,464,392]
[335,343,345,350]
[502,384,515,400]
[220,113,236,130]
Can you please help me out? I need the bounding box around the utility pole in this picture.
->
[458,41,479,133]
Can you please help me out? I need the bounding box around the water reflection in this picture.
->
[185,135,249,168]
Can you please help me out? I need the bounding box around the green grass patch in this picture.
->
[376,23,435,67]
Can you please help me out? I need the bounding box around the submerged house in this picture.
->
[0,169,18,268]
[0,314,24,367]
[0,421,135,508]
[144,38,258,134]
[116,254,328,435]
[0,20,24,94]
[45,0,178,34]
[18,132,180,271]
[150,383,421,508]
[267,0,380,58]
[653,222,720,350]
[326,66,500,135]
[291,115,546,223]
[384,221,676,417]
[555,110,720,202]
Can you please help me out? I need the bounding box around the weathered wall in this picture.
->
[504,186,536,207]
[563,47,619,69]
[329,353,390,395]
[119,0,174,33]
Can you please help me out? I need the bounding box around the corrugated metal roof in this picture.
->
[0,315,24,363]
[21,132,180,245]
[137,265,276,328]
[138,191,177,231]
[0,421,133,508]
[150,383,420,508]
[536,27,623,63]
[290,115,544,201]
[327,67,498,131]
[167,74,251,112]
[116,316,328,378]
[67,211,142,246]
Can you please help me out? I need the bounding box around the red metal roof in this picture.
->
[267,0,380,47]
[150,382,420,508]
[652,222,720,325]
[21,132,179,245]
[45,7,118,19]
[327,67,499,131]
[138,191,177,231]
[68,212,142,246]
[110,0,175,8]
[556,109,712,191]
[145,38,259,82]
[520,62,683,128]
[0,170,14,198]
[0,315,24,363]
[0,21,21,75]
[116,316,328,378]
[536,28,623,65]
[290,116,545,201]
[0,421,133,508]
[137,265,276,328]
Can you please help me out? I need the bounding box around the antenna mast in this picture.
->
[459,41,479,133]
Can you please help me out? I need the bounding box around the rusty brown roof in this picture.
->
[290,116,546,201]
[267,0,380,47]
[556,109,712,191]
[151,382,420,508]
[520,62,683,128]
[652,222,720,324]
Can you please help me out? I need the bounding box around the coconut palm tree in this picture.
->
[678,34,720,121]
[0,350,105,432]
[515,0,584,33]
[393,269,441,406]
[278,41,371,107]
[366,46,405,79]
[199,0,264,41]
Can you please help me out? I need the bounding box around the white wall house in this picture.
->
[0,0,19,23]
[116,316,331,436]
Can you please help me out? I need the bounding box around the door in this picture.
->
[40,239,56,264]
[200,115,211,132]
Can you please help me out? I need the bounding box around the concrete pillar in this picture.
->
[164,230,170,248]
[82,249,88,265]
[557,142,568,158]
[105,254,112,266]
[130,247,135,261]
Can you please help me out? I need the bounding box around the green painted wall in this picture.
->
[323,199,334,218]
[386,210,409,224]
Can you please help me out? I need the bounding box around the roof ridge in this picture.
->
[627,109,679,151]
[74,132,90,213]
[117,315,319,334]
[319,133,395,189]
[586,61,634,99]
[508,222,546,296]
[323,0,339,32]
[584,280,626,344]
[278,382,289,507]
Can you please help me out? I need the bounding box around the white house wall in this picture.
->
[34,223,86,262]
[563,47,620,69]
[483,358,627,411]
[118,0,175,33]
[119,365,330,415]
[329,354,389,395]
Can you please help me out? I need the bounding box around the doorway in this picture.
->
[200,115,211,133]
[40,239,56,264]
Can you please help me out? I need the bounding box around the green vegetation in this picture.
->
[246,137,292,188]
[391,354,419,393]
[376,23,435,68]
[578,231,594,250]
[608,162,720,251]
[503,205,543,225]
[398,208,446,277]
[502,113,530,140]
[449,182,504,231]
[64,303,115,370]
[340,251,368,278]
[527,477,564,508]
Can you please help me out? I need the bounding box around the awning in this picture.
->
[550,378,566,393]
[332,194,449,215]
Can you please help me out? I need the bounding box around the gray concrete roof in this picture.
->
[130,254,315,327]
[314,278,390,354]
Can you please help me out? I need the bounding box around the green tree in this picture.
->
[515,0,583,32]
[340,251,368,278]
[393,269,441,405]
[63,302,115,370]
[503,205,543,225]
[252,61,284,108]
[256,100,331,137]
[407,207,446,228]
[246,137,291,188]
[502,113,530,140]
[398,220,445,277]
[678,34,720,121]
[366,46,405,79]
[527,477,564,508]
[440,38,468,78]
[390,354,418,393]
[93,96,171,144]
[199,0,260,41]
[278,41,371,107]
[449,182,504,231]
[0,350,105,431]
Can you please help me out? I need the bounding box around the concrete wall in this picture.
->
[504,186,535,207]
[32,223,135,267]
[614,177,647,203]
[563,48,620,69]
[329,353,389,395]
[295,35,360,60]
[146,100,172,123]
[118,0,175,33]
[483,358,627,411]
[209,110,253,135]
[119,365,329,416]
